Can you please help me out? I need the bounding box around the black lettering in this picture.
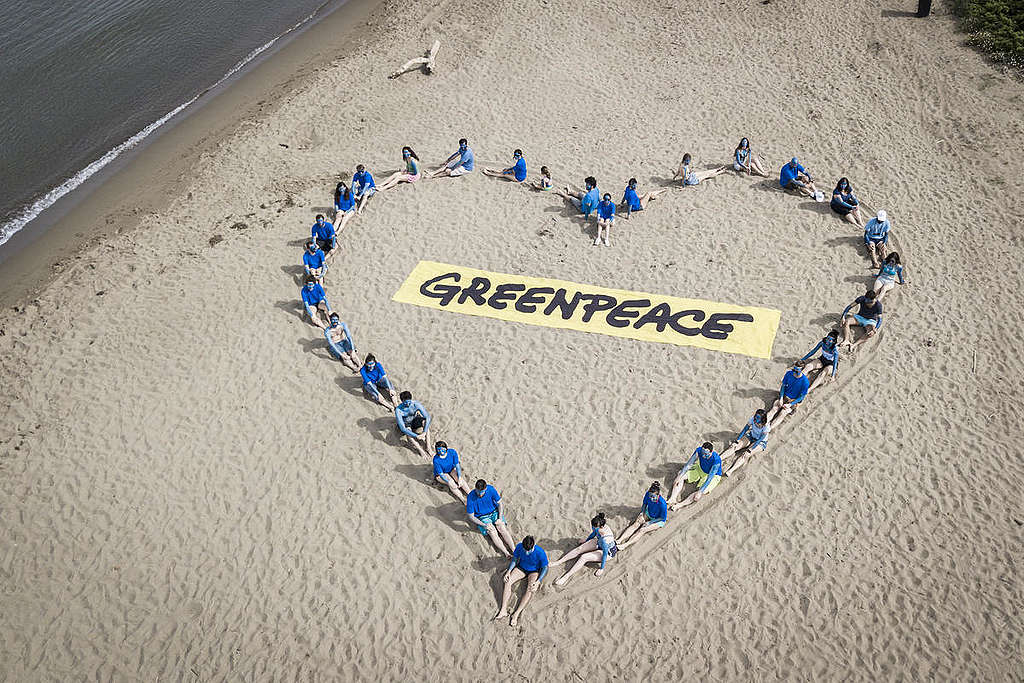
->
[670,309,705,336]
[515,287,555,313]
[457,276,491,305]
[701,312,755,340]
[606,298,651,328]
[544,288,584,319]
[419,272,462,306]
[633,302,675,332]
[487,283,526,310]
[579,294,618,323]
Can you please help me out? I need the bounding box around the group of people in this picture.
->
[291,135,909,626]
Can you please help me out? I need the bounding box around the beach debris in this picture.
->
[389,40,441,79]
[95,290,106,296]
[279,143,290,148]
[229,222,248,231]
[208,234,224,247]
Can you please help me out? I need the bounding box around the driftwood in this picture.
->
[389,40,441,80]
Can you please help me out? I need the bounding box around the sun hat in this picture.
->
[877,210,888,222]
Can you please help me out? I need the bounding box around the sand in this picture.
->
[1,0,1023,679]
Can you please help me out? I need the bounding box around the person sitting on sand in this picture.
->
[616,481,668,550]
[765,360,811,427]
[300,276,332,329]
[483,149,527,183]
[721,409,771,476]
[667,441,723,510]
[493,535,549,627]
[779,157,822,200]
[673,153,728,187]
[360,354,398,408]
[303,240,327,283]
[428,138,475,178]
[840,289,883,349]
[551,512,618,586]
[621,178,668,218]
[830,177,863,226]
[466,479,516,557]
[324,313,360,372]
[395,390,432,457]
[554,176,600,218]
[732,137,769,177]
[311,214,337,257]
[432,440,472,503]
[594,193,616,246]
[352,164,377,214]
[863,210,891,267]
[533,166,553,192]
[873,253,906,301]
[801,329,840,394]
[333,182,357,237]
[377,146,422,192]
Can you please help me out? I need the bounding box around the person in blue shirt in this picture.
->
[594,193,616,246]
[311,214,337,257]
[550,512,618,586]
[617,481,668,550]
[732,137,769,177]
[377,146,422,192]
[830,177,864,227]
[621,177,668,219]
[394,390,432,457]
[863,209,892,267]
[802,329,841,395]
[483,149,528,183]
[673,153,728,187]
[333,181,357,235]
[779,157,823,200]
[667,442,724,510]
[466,478,515,557]
[873,252,906,301]
[432,440,472,503]
[493,535,549,627]
[721,409,772,476]
[352,164,377,214]
[359,354,398,408]
[303,240,328,283]
[428,137,475,178]
[324,313,360,372]
[555,176,601,219]
[766,360,811,427]
[840,289,883,350]
[300,276,331,329]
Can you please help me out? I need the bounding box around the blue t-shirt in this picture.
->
[779,162,807,187]
[641,493,668,522]
[511,157,527,182]
[466,485,501,517]
[623,186,642,211]
[335,193,355,212]
[596,200,616,220]
[581,187,600,215]
[864,218,890,242]
[301,283,327,307]
[303,248,326,271]
[697,448,723,476]
[360,362,387,385]
[312,221,336,242]
[353,170,376,194]
[458,147,475,170]
[512,543,548,573]
[432,447,460,476]
[781,369,810,402]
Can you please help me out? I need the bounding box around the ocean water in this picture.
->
[0,0,342,248]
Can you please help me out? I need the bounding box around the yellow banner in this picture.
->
[392,261,781,358]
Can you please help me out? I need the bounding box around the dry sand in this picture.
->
[1,0,1022,679]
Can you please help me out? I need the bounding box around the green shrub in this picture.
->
[955,0,1024,65]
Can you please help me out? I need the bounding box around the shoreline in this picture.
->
[0,0,383,310]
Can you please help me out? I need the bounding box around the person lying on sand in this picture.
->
[359,354,398,408]
[432,440,472,503]
[333,182,357,238]
[667,441,723,510]
[300,276,332,329]
[765,360,810,428]
[779,157,823,201]
[673,153,728,187]
[324,313,360,372]
[830,177,863,227]
[427,138,475,178]
[483,149,527,183]
[621,178,668,218]
[493,535,549,627]
[722,409,772,476]
[616,481,668,550]
[551,513,618,586]
[733,137,770,177]
[377,147,422,192]
[394,390,432,457]
[863,210,891,267]
[553,176,600,218]
[303,240,328,284]
[466,479,516,557]
[594,193,616,246]
[873,253,906,301]
[532,166,553,192]
[352,165,377,214]
[311,214,337,258]
[802,329,840,395]
[840,289,883,349]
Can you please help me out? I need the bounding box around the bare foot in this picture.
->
[492,609,508,622]
[554,576,568,587]
[509,612,521,627]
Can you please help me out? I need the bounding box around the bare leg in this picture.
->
[694,166,730,183]
[550,539,599,566]
[617,522,660,550]
[482,523,511,556]
[807,366,833,394]
[719,437,750,462]
[493,568,525,620]
[765,398,785,424]
[377,172,406,192]
[666,470,688,506]
[725,448,753,476]
[841,317,856,346]
[874,280,895,301]
[510,573,539,626]
[405,433,430,458]
[750,157,770,177]
[436,474,467,503]
[770,403,796,428]
[616,517,644,545]
[639,189,669,206]
[357,193,373,215]
[554,550,603,586]
[493,519,516,556]
[336,210,355,237]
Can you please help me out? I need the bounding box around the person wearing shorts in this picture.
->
[432,440,472,503]
[863,210,892,267]
[333,182,357,238]
[550,512,618,586]
[553,176,600,218]
[674,153,728,187]
[841,289,883,348]
[483,149,527,183]
[303,240,328,283]
[311,214,337,257]
[594,193,616,246]
[873,252,906,301]
[721,409,772,476]
[668,441,723,510]
[352,164,377,214]
[300,276,331,329]
[324,313,360,372]
[766,360,811,427]
[493,535,548,627]
[779,157,822,200]
[621,177,668,218]
[359,354,397,408]
[830,177,864,226]
[394,390,432,458]
[429,138,475,178]
[802,329,841,394]
[732,137,769,177]
[466,479,515,556]
[377,146,422,192]
[617,481,668,550]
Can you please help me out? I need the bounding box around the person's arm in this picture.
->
[779,375,788,402]
[444,151,459,164]
[841,301,855,319]
[736,422,751,443]
[504,556,518,576]
[897,265,906,285]
[834,193,854,210]
[339,321,353,344]
[496,498,505,521]
[395,407,417,438]
[418,402,432,430]
[609,203,616,218]
[585,528,598,541]
[453,461,463,480]
[801,341,822,361]
[831,354,839,378]
[536,558,549,583]
[875,264,885,278]
[596,535,611,569]
[698,467,719,493]
[682,447,699,473]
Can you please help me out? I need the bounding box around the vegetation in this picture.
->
[955,0,1024,66]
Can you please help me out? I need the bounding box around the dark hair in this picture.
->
[475,479,487,491]
[793,359,807,369]
[514,149,523,157]
[603,193,611,201]
[402,146,420,161]
[315,213,325,221]
[648,481,661,493]
[628,177,637,186]
[459,138,468,146]
[540,166,550,176]
[702,441,714,451]
[364,353,376,363]
[304,275,316,285]
[334,181,351,205]
[435,440,448,450]
[584,176,597,187]
[834,177,850,192]
[682,153,692,164]
[522,535,536,551]
[329,312,339,321]
[865,289,877,300]
[754,408,767,421]
[306,240,317,250]
[399,390,412,401]
[885,252,901,265]
[737,137,749,151]
[826,329,839,341]
[591,514,605,527]
[356,164,365,172]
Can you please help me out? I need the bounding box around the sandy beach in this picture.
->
[1,0,1022,679]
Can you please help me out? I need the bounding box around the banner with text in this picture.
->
[393,261,781,358]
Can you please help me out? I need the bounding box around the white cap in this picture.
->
[876,210,887,222]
